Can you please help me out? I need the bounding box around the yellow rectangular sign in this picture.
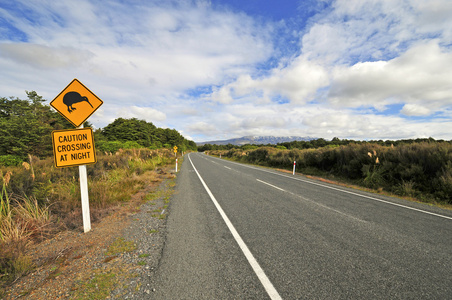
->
[52,128,97,168]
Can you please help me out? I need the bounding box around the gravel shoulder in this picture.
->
[2,168,176,300]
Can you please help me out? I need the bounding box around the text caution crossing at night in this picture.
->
[52,127,97,168]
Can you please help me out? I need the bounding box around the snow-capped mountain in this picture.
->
[197,136,315,146]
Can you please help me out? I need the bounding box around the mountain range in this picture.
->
[196,136,315,146]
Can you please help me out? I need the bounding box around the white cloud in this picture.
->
[401,104,431,116]
[128,106,166,122]
[186,122,218,135]
[329,41,452,113]
[208,56,329,104]
[0,0,273,98]
[0,43,94,69]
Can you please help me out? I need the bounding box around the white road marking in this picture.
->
[224,166,232,170]
[256,179,286,192]
[188,155,282,300]
[257,179,366,222]
[209,155,452,221]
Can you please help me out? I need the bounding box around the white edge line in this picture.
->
[209,154,452,221]
[257,179,286,192]
[189,154,282,300]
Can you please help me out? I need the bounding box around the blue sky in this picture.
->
[1,0,452,142]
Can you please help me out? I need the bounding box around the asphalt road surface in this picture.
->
[150,152,452,299]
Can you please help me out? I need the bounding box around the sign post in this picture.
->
[173,146,178,172]
[51,79,103,233]
[79,160,91,231]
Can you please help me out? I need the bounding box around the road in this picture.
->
[150,152,452,299]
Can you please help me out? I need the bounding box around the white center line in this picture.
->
[257,179,366,222]
[256,179,286,192]
[189,155,282,300]
[224,166,232,170]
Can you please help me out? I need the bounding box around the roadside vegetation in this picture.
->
[204,140,452,206]
[0,91,195,295]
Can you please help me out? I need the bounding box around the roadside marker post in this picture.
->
[293,161,296,175]
[51,79,103,233]
[175,158,178,172]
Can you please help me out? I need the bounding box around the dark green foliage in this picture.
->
[96,141,125,153]
[101,118,156,147]
[0,91,72,160]
[100,118,197,152]
[0,155,23,166]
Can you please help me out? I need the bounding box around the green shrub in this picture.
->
[96,141,123,153]
[0,155,23,167]
[122,141,143,149]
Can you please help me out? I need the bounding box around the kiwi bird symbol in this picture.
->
[63,91,93,113]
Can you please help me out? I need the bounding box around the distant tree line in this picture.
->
[0,92,196,166]
[96,117,197,153]
[198,136,451,152]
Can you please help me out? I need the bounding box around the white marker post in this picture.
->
[175,158,178,172]
[293,161,296,175]
[79,124,91,233]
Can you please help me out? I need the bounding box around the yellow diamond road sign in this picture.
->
[51,79,103,128]
[52,128,97,168]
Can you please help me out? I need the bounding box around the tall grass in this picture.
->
[0,172,13,242]
[0,147,175,288]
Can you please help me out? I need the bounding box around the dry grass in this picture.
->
[0,148,175,292]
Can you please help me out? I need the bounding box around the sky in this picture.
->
[1,0,452,142]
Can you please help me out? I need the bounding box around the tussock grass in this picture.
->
[0,147,175,289]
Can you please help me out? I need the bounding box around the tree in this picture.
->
[0,91,72,159]
[101,118,157,147]
[100,118,196,151]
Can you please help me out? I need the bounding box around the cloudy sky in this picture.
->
[1,0,452,142]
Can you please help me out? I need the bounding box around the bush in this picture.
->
[96,141,123,153]
[0,155,23,167]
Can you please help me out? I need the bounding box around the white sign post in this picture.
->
[175,158,178,172]
[78,124,91,233]
[293,161,296,175]
[79,166,91,232]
